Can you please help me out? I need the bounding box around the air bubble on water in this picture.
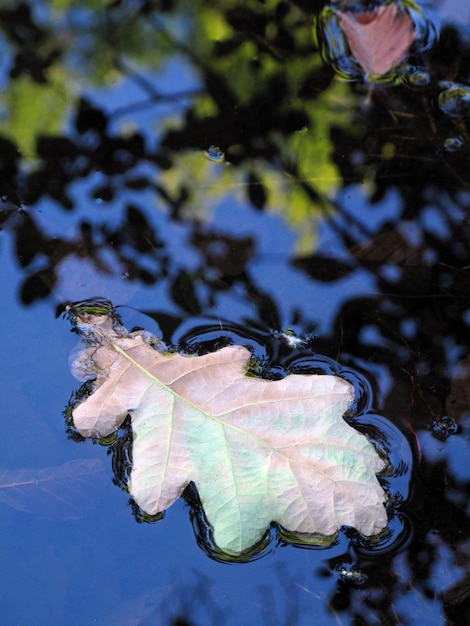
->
[443,136,464,152]
[334,562,368,585]
[273,329,307,349]
[432,415,458,440]
[438,83,470,119]
[408,68,431,86]
[204,145,225,163]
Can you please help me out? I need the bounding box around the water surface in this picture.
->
[0,0,469,624]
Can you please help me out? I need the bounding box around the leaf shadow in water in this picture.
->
[0,458,106,521]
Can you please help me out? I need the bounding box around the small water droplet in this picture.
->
[408,68,430,86]
[273,329,307,348]
[334,563,368,585]
[122,272,130,279]
[432,415,458,440]
[204,145,225,163]
[443,136,464,152]
[438,83,470,119]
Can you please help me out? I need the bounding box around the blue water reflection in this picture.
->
[0,0,469,623]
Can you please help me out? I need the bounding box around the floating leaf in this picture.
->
[0,458,105,520]
[337,3,416,76]
[68,309,387,555]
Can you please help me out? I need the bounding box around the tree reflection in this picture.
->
[1,0,470,623]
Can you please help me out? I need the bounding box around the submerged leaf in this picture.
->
[0,459,105,520]
[68,310,387,555]
[350,227,432,293]
[337,3,416,76]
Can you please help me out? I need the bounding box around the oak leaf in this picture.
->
[337,3,416,76]
[68,310,387,555]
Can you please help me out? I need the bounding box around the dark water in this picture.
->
[0,0,469,624]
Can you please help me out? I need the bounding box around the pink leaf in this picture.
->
[337,3,416,76]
